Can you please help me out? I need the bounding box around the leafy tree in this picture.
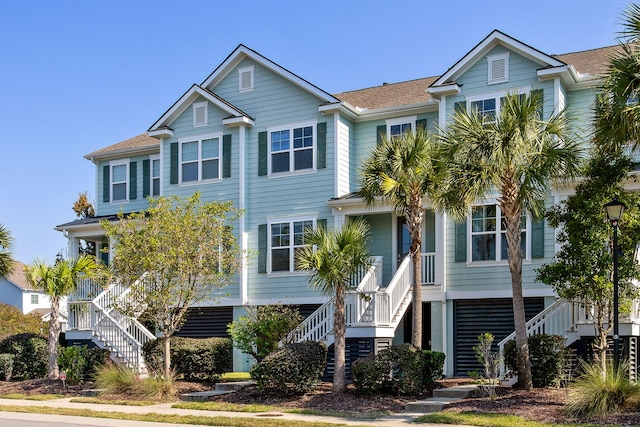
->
[436,91,584,389]
[228,304,303,362]
[0,303,48,339]
[536,152,640,374]
[359,128,442,348]
[25,255,98,379]
[0,224,14,281]
[101,193,242,378]
[72,192,95,218]
[296,218,371,392]
[595,3,640,154]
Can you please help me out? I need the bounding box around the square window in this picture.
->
[269,219,314,273]
[30,294,39,304]
[469,204,527,262]
[268,123,315,174]
[179,135,221,183]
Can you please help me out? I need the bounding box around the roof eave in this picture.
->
[83,145,159,163]
[352,100,439,122]
[427,84,462,98]
[222,116,255,127]
[537,64,601,89]
[318,102,360,120]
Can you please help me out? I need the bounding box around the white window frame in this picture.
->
[487,52,510,85]
[385,115,417,138]
[267,216,317,275]
[110,159,129,203]
[238,65,254,92]
[30,294,39,304]
[465,87,531,123]
[193,101,208,127]
[467,202,531,266]
[150,154,161,197]
[267,120,317,176]
[178,132,222,185]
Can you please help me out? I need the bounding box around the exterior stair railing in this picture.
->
[68,275,155,373]
[284,254,414,347]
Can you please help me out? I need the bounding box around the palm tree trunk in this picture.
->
[408,207,423,349]
[333,284,347,392]
[48,296,60,380]
[504,204,533,390]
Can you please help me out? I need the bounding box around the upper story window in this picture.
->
[386,116,416,138]
[487,52,509,84]
[110,160,128,202]
[470,204,527,262]
[179,133,221,183]
[30,294,39,304]
[465,88,530,124]
[193,101,208,127]
[150,155,161,197]
[268,121,316,174]
[238,66,254,92]
[269,218,314,273]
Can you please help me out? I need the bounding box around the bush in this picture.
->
[0,333,48,380]
[58,346,87,384]
[0,353,14,381]
[228,304,303,362]
[504,334,569,387]
[0,304,47,340]
[566,361,640,417]
[250,341,327,395]
[85,347,111,380]
[352,344,445,396]
[95,364,176,399]
[143,337,232,381]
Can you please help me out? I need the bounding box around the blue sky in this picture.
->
[0,0,632,264]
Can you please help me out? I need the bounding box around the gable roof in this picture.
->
[201,44,340,104]
[148,84,255,134]
[85,133,158,162]
[5,261,34,291]
[334,76,439,111]
[552,45,619,78]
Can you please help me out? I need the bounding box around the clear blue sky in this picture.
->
[0,0,632,264]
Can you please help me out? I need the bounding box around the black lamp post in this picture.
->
[605,197,626,370]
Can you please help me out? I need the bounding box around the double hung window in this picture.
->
[151,156,160,197]
[110,160,128,202]
[269,121,315,174]
[470,204,527,262]
[269,219,314,273]
[386,116,416,138]
[179,134,221,183]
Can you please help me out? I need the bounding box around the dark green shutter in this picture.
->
[258,131,267,176]
[532,89,544,119]
[170,142,178,184]
[129,161,137,200]
[258,223,267,273]
[416,119,427,131]
[455,221,467,262]
[454,101,466,114]
[317,218,327,230]
[223,134,232,178]
[531,218,545,258]
[317,122,326,169]
[376,125,386,146]
[142,159,150,198]
[102,165,110,203]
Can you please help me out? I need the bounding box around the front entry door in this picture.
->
[397,217,411,265]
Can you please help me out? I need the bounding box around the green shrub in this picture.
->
[250,341,327,395]
[566,361,640,417]
[95,364,139,395]
[0,353,14,381]
[58,346,87,384]
[351,344,445,396]
[143,337,232,381]
[504,334,568,387]
[0,333,48,380]
[85,347,111,380]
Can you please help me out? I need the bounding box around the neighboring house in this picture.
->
[0,261,66,329]
[56,30,632,376]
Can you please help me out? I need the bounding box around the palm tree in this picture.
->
[296,219,371,392]
[436,91,583,389]
[595,3,640,153]
[0,224,14,280]
[359,128,442,348]
[25,255,98,380]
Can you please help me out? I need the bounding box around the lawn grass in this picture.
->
[0,404,374,427]
[0,393,64,401]
[70,396,157,406]
[219,372,251,382]
[416,411,614,427]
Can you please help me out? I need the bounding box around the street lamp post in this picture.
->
[605,198,626,370]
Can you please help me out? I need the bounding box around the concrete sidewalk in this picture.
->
[0,397,470,427]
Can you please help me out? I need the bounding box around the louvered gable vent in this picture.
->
[487,52,509,84]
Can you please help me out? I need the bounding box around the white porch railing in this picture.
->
[421,252,436,285]
[369,255,413,326]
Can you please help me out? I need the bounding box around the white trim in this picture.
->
[239,125,248,304]
[109,159,129,204]
[192,101,208,127]
[149,154,161,197]
[248,296,329,306]
[385,115,417,138]
[238,65,254,92]
[177,132,223,184]
[267,119,317,176]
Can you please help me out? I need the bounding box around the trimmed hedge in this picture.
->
[0,333,48,380]
[143,337,232,381]
[57,346,110,384]
[250,341,327,395]
[352,344,445,396]
[504,333,569,387]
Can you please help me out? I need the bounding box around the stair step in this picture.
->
[432,384,477,398]
[81,389,103,397]
[215,380,254,391]
[405,397,460,413]
[180,390,232,401]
